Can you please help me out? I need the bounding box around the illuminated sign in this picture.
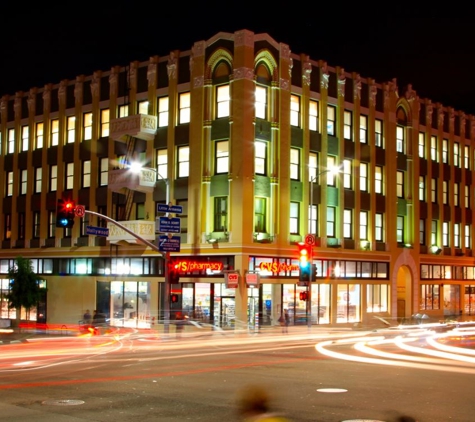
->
[175,260,224,272]
[258,262,299,273]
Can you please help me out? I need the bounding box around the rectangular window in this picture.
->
[360,163,368,192]
[101,109,110,137]
[83,112,93,140]
[327,156,337,186]
[309,204,317,236]
[83,160,91,188]
[290,95,300,127]
[454,183,459,207]
[454,223,461,248]
[375,119,383,147]
[177,146,190,178]
[359,115,367,143]
[290,148,300,180]
[18,212,25,240]
[119,104,128,118]
[343,159,352,189]
[431,178,437,203]
[36,122,44,149]
[396,171,404,198]
[309,100,319,132]
[214,197,228,232]
[360,211,368,240]
[50,119,60,147]
[465,185,470,208]
[255,140,267,175]
[442,221,449,247]
[35,167,42,193]
[4,214,11,240]
[343,209,352,239]
[254,197,267,233]
[255,85,267,119]
[418,132,425,158]
[99,158,108,186]
[215,140,229,174]
[21,126,29,152]
[442,139,449,164]
[421,284,440,310]
[431,220,437,246]
[397,216,404,243]
[419,176,425,201]
[454,142,460,167]
[8,128,15,154]
[6,171,13,196]
[158,96,169,127]
[442,180,448,205]
[464,145,470,169]
[179,92,191,124]
[430,135,438,162]
[343,110,352,140]
[367,284,389,313]
[138,100,149,115]
[216,85,230,118]
[50,165,58,192]
[375,213,384,242]
[327,105,336,136]
[326,206,336,237]
[49,211,55,237]
[67,116,75,143]
[290,202,299,234]
[20,169,27,195]
[33,212,40,238]
[309,152,317,182]
[156,149,167,180]
[465,224,471,249]
[396,126,405,153]
[375,166,383,194]
[420,219,426,245]
[66,162,74,190]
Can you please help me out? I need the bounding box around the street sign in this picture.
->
[75,205,85,217]
[86,226,109,237]
[158,235,181,252]
[159,217,181,233]
[305,234,316,246]
[158,204,183,214]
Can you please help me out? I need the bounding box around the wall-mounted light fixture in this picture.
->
[430,245,442,255]
[360,240,370,250]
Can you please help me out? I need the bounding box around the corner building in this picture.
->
[1,29,474,330]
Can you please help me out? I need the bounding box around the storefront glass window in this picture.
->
[311,284,331,324]
[110,280,151,328]
[336,284,361,323]
[464,285,475,315]
[366,284,389,312]
[420,284,440,310]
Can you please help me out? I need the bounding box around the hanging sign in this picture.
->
[225,272,239,288]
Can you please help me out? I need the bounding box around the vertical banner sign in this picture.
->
[225,272,239,288]
[246,273,260,288]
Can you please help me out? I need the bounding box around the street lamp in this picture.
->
[129,162,172,335]
[307,165,341,328]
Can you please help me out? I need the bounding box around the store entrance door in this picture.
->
[219,297,236,328]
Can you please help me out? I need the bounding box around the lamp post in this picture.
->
[129,163,171,334]
[308,166,340,328]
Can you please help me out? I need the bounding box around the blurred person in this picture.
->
[236,384,291,421]
[83,309,91,324]
[175,312,185,339]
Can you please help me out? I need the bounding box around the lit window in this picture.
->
[309,152,317,182]
[83,160,91,188]
[327,105,336,136]
[290,148,300,180]
[214,197,228,232]
[254,197,267,233]
[66,162,74,190]
[359,115,367,143]
[309,100,319,132]
[360,211,368,240]
[442,221,449,247]
[454,183,459,207]
[83,112,93,140]
[255,85,267,119]
[454,142,460,167]
[465,224,471,248]
[375,119,383,147]
[179,92,191,124]
[99,158,108,186]
[418,132,425,158]
[35,167,42,193]
[255,141,267,175]
[431,136,438,162]
[8,128,15,153]
[465,145,470,169]
[396,126,405,153]
[327,156,337,186]
[21,126,29,151]
[397,216,404,243]
[396,171,404,198]
[156,149,167,180]
[442,139,448,164]
[308,203,317,236]
[419,219,426,245]
[290,95,300,127]
[36,122,44,149]
[119,105,128,118]
[419,176,425,201]
[375,213,384,242]
[138,101,149,115]
[290,202,299,234]
[33,212,40,238]
[216,140,229,174]
[216,85,230,118]
[67,116,75,143]
[50,165,58,192]
[6,171,13,196]
[343,159,352,189]
[431,178,437,203]
[51,119,59,146]
[454,223,461,248]
[431,220,437,245]
[177,146,190,178]
[343,110,352,140]
[158,97,169,127]
[326,206,336,237]
[442,181,448,205]
[101,109,110,137]
[375,166,383,194]
[465,185,470,208]
[49,211,55,237]
[343,209,353,239]
[20,169,27,195]
[4,214,11,240]
[360,163,368,192]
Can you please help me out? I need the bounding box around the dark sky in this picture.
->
[2,4,475,115]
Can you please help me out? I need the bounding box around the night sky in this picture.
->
[2,4,474,115]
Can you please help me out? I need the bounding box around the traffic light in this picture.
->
[56,198,76,228]
[168,261,180,283]
[311,264,318,281]
[298,242,311,282]
[299,291,308,301]
[170,294,179,303]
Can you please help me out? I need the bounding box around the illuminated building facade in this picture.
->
[0,29,474,330]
